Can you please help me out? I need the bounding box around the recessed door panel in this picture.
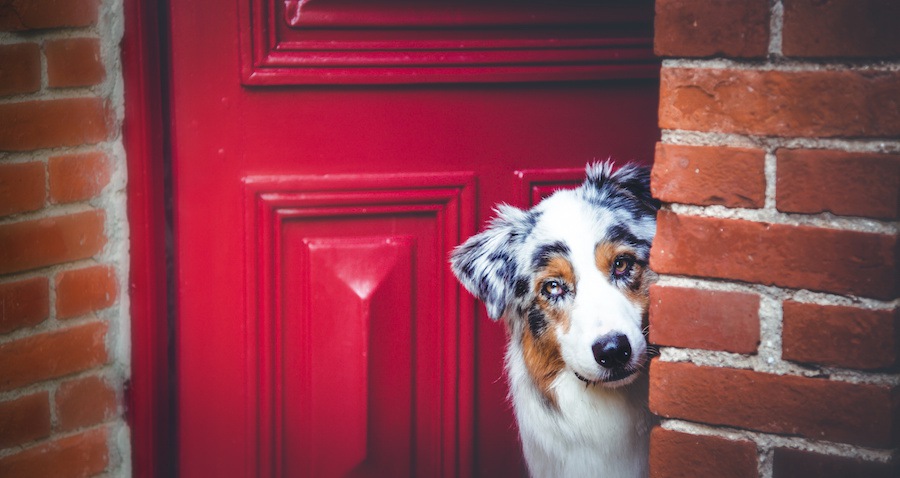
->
[244,174,474,477]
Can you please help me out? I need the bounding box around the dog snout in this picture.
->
[592,333,631,369]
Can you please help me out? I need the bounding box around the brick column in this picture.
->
[0,0,129,475]
[649,1,898,477]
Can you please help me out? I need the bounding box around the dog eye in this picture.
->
[613,255,635,277]
[542,280,567,298]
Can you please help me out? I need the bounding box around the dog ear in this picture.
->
[450,204,528,320]
[583,161,660,215]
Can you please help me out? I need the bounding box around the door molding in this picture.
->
[240,0,657,85]
[123,0,172,476]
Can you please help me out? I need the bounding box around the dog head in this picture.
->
[451,162,658,398]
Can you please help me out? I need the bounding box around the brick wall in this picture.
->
[649,1,899,477]
[0,0,129,476]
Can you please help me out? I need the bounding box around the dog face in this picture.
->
[451,163,658,402]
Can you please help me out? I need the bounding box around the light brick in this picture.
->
[0,427,108,477]
[0,211,106,275]
[659,68,900,138]
[650,427,758,478]
[49,152,111,203]
[46,38,105,88]
[649,285,760,354]
[56,375,117,431]
[650,211,897,300]
[0,321,108,392]
[652,143,766,208]
[776,149,900,220]
[649,360,897,448]
[0,98,111,151]
[782,302,898,370]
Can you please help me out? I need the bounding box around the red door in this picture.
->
[167,1,658,476]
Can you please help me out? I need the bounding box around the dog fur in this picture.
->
[450,162,658,477]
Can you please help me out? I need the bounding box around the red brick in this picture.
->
[659,68,900,138]
[56,265,117,319]
[49,152,110,203]
[0,321,108,392]
[0,97,111,151]
[650,211,897,300]
[776,149,900,220]
[0,43,40,95]
[772,447,896,478]
[782,0,900,58]
[0,277,49,334]
[56,375,117,431]
[654,0,769,58]
[649,427,758,478]
[0,427,108,477]
[0,161,44,216]
[0,392,50,448]
[782,302,898,370]
[0,0,99,31]
[649,285,760,354]
[45,38,105,88]
[652,143,766,208]
[649,360,897,448]
[0,210,106,275]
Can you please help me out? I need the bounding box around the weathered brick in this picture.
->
[0,210,106,275]
[0,43,40,95]
[772,447,896,478]
[0,277,48,333]
[659,68,900,138]
[45,38,105,88]
[56,375,117,431]
[649,427,758,478]
[649,285,760,354]
[0,0,99,31]
[0,427,108,477]
[782,0,900,58]
[649,360,897,448]
[0,392,50,448]
[654,0,769,58]
[652,143,766,208]
[650,211,897,300]
[776,149,900,220]
[49,152,110,203]
[0,98,111,151]
[0,321,108,392]
[0,161,44,216]
[782,302,898,370]
[56,265,117,319]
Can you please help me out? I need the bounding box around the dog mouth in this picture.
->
[573,367,638,386]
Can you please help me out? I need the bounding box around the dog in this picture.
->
[450,162,658,477]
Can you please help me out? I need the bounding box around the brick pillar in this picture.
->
[649,1,898,477]
[0,0,129,476]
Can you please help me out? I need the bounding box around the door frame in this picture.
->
[122,0,172,476]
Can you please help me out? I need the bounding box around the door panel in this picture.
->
[244,174,474,477]
[168,0,657,476]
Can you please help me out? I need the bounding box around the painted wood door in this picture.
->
[166,1,658,476]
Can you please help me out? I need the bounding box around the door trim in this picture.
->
[123,0,172,475]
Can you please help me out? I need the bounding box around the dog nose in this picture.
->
[592,333,632,368]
